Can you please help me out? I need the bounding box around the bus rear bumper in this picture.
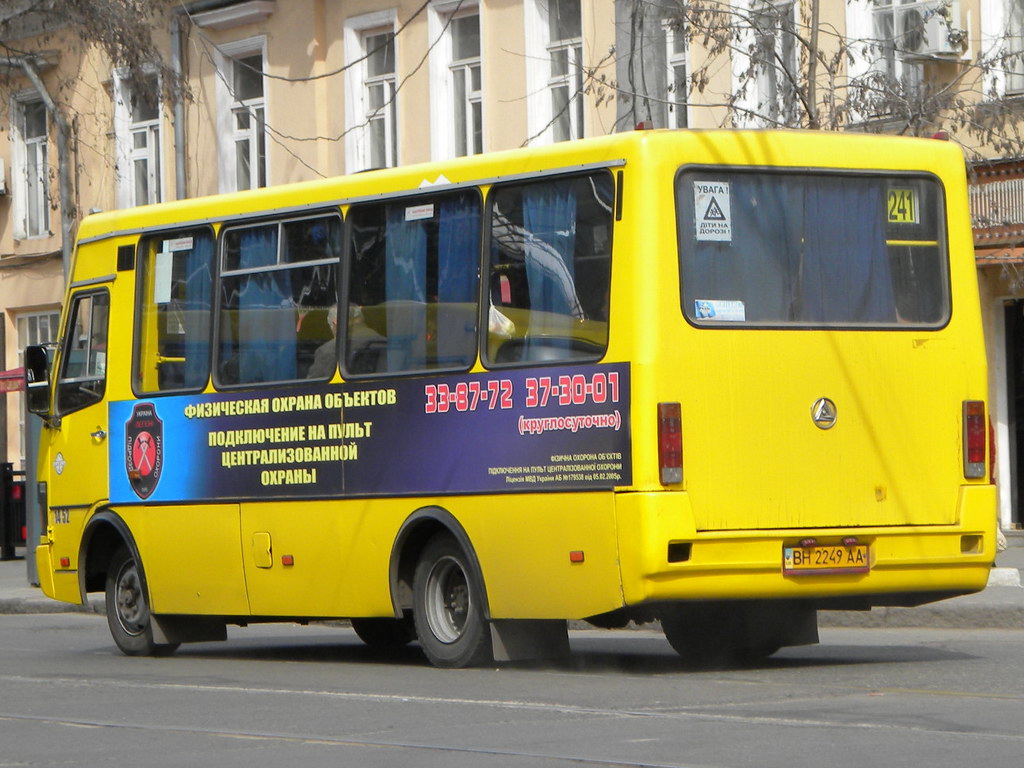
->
[615,484,998,608]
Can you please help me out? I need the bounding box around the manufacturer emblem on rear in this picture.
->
[811,398,837,430]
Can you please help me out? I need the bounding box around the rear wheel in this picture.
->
[351,614,416,649]
[105,547,178,657]
[661,602,779,668]
[412,534,492,668]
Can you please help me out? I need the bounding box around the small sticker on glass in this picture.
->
[405,204,434,222]
[887,188,918,224]
[165,237,194,252]
[694,181,732,242]
[695,300,745,322]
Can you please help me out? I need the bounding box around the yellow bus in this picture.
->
[25,129,997,668]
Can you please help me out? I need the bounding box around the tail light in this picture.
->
[658,402,683,484]
[989,417,997,485]
[963,401,986,479]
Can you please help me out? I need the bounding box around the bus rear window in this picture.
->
[676,170,949,327]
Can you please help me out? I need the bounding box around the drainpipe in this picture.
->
[171,13,187,200]
[171,0,229,200]
[19,58,73,281]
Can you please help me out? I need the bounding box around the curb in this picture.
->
[0,596,105,615]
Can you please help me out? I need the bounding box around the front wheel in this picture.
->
[412,534,492,668]
[105,547,178,657]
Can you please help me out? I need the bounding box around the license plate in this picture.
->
[783,544,869,576]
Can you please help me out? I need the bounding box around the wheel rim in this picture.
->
[114,559,148,637]
[423,555,470,644]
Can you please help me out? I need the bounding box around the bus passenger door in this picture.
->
[44,290,111,560]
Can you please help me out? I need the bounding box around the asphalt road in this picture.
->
[1,613,1023,767]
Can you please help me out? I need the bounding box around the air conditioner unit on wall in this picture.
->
[895,0,963,58]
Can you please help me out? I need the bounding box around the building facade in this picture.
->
[2,0,1024,533]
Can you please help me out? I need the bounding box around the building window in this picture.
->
[870,0,924,96]
[345,12,399,172]
[15,99,49,238]
[115,73,162,207]
[664,21,688,128]
[231,53,267,190]
[216,39,268,192]
[363,30,398,169]
[751,1,799,124]
[450,14,482,156]
[1007,1,1024,94]
[547,0,584,142]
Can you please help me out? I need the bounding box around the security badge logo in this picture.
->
[125,402,163,499]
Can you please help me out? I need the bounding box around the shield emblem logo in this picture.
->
[125,402,163,499]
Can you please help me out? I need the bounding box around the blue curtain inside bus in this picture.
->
[522,183,583,319]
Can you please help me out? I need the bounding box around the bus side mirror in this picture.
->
[25,344,52,416]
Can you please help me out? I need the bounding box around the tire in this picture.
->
[351,614,416,649]
[105,547,179,657]
[661,602,782,668]
[661,603,748,668]
[412,534,492,668]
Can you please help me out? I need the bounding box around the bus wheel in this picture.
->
[662,603,783,668]
[412,534,493,668]
[661,604,746,668]
[351,614,415,648]
[105,547,179,657]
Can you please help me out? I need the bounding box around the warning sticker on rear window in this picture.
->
[694,181,732,242]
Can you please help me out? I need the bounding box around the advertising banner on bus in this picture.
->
[108,362,632,503]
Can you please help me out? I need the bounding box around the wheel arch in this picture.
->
[389,506,491,620]
[78,508,145,603]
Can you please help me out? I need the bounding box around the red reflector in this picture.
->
[11,484,22,501]
[59,557,70,568]
[569,550,585,563]
[963,401,986,479]
[281,554,295,566]
[657,402,683,484]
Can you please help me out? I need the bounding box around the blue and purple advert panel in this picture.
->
[109,362,632,504]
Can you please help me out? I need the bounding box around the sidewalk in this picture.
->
[1,541,1022,628]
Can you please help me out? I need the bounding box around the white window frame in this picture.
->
[754,1,799,125]
[663,20,689,129]
[523,0,584,145]
[113,69,164,208]
[10,93,50,239]
[870,0,924,95]
[344,10,399,172]
[730,0,800,127]
[428,1,483,160]
[215,36,269,193]
[981,0,1024,96]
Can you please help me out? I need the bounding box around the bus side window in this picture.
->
[134,229,215,393]
[217,216,340,386]
[57,291,110,415]
[345,190,481,376]
[486,171,613,365]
